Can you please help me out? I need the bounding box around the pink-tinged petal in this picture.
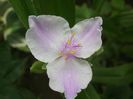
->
[26,15,71,63]
[46,58,92,99]
[71,17,102,58]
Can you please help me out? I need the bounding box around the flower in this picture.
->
[26,15,102,99]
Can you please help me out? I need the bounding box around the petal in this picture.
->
[26,15,71,62]
[71,17,102,58]
[46,57,92,99]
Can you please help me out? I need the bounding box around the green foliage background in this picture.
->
[0,0,133,99]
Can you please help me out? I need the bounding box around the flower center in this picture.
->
[60,32,81,60]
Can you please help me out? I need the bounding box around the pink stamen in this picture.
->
[60,33,81,60]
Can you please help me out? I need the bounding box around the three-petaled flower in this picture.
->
[26,15,102,99]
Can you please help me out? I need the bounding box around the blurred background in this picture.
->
[0,0,133,99]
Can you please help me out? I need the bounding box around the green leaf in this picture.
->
[32,0,75,26]
[2,9,29,52]
[0,0,11,16]
[8,0,35,28]
[103,85,131,99]
[93,0,105,13]
[93,63,133,85]
[0,42,11,62]
[0,42,26,83]
[76,84,101,99]
[99,1,112,15]
[92,0,112,15]
[75,4,94,22]
[30,61,46,74]
[9,0,75,27]
[118,10,133,32]
[0,80,37,99]
[0,42,37,99]
[111,0,125,10]
[4,26,29,52]
[121,45,133,58]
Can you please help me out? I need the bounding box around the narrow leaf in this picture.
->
[8,0,35,28]
[32,0,75,26]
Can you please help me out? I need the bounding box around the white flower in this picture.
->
[26,15,102,99]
